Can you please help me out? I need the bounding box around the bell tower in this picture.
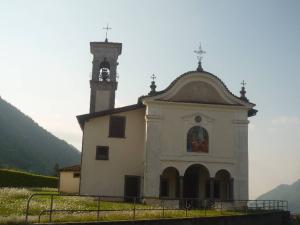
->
[89,41,122,113]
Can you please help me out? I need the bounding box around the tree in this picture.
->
[53,163,59,177]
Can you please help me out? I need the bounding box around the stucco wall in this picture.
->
[80,108,146,196]
[38,211,291,225]
[143,101,249,199]
[59,171,80,194]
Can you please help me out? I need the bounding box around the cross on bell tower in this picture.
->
[89,27,122,113]
[103,24,111,42]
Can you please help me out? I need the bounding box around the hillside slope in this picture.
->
[0,168,58,187]
[257,179,300,213]
[0,98,80,175]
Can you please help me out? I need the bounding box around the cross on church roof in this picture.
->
[151,74,156,81]
[103,24,112,42]
[194,44,206,62]
[241,80,247,87]
[194,44,206,72]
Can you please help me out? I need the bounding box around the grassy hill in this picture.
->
[257,179,300,213]
[0,98,80,175]
[0,168,57,188]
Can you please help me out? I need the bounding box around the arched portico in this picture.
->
[183,164,210,199]
[214,169,233,200]
[160,167,179,198]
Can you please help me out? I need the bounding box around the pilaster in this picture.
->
[233,119,249,200]
[143,114,162,198]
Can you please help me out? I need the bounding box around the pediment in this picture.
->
[141,71,255,109]
[166,81,229,105]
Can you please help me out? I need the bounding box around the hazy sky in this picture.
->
[0,0,299,199]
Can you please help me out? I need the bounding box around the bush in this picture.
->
[0,169,57,188]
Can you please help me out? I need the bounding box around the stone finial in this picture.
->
[149,74,157,95]
[240,80,249,102]
[197,61,203,72]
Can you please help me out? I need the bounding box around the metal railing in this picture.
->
[25,194,289,223]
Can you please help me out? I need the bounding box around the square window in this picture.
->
[109,116,126,138]
[73,172,80,178]
[96,146,109,160]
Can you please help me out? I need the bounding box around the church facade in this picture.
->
[77,39,257,201]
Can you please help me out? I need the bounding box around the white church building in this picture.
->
[77,38,257,202]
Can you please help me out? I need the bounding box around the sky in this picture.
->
[0,0,299,199]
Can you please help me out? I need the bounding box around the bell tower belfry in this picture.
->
[89,41,122,113]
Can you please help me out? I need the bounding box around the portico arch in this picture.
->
[160,167,179,198]
[214,169,232,200]
[183,164,210,199]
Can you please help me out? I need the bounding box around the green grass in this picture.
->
[0,169,57,188]
[0,188,243,225]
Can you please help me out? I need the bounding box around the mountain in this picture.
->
[0,97,80,175]
[257,179,300,213]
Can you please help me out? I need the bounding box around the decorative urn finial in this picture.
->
[149,74,157,95]
[240,80,249,102]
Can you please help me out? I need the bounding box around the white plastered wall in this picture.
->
[80,108,146,196]
[144,101,249,199]
[59,171,80,194]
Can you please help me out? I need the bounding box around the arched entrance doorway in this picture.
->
[160,167,179,198]
[183,164,210,199]
[214,170,232,200]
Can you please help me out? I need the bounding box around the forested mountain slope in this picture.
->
[0,98,80,175]
[257,179,300,213]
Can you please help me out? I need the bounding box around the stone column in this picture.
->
[209,177,215,200]
[229,178,234,200]
[179,176,184,199]
[109,60,118,82]
[91,59,100,81]
[143,114,162,198]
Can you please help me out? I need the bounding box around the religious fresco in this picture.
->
[187,126,209,153]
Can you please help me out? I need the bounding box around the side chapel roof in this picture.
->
[59,164,81,172]
[77,104,145,130]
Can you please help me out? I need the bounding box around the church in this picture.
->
[77,37,257,202]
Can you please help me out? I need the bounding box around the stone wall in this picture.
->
[40,211,291,225]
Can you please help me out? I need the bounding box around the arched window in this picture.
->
[187,126,209,153]
[99,59,111,81]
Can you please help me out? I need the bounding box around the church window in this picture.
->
[109,116,126,138]
[195,115,202,123]
[73,172,80,178]
[187,126,209,153]
[96,146,109,160]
